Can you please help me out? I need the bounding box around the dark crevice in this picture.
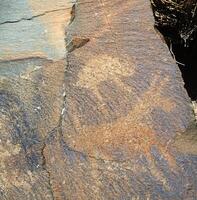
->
[172,38,197,101]
[156,25,197,101]
[151,0,197,101]
[69,4,76,24]
[41,141,55,200]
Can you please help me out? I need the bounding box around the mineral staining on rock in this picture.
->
[0,0,197,199]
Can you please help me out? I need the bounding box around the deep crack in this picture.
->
[41,141,55,200]
[37,4,77,200]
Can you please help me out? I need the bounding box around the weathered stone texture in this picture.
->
[0,0,197,199]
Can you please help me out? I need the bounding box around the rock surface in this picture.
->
[0,0,197,199]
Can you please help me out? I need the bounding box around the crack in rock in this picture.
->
[69,4,76,24]
[38,2,77,198]
[0,7,70,26]
[41,141,55,200]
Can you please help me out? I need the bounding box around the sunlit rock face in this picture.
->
[0,0,197,199]
[0,0,73,60]
[0,0,72,199]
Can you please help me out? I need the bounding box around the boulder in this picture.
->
[0,0,196,199]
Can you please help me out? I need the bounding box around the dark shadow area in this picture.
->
[150,0,197,101]
[156,25,197,101]
[174,39,197,101]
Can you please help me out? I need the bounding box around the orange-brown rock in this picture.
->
[0,0,197,199]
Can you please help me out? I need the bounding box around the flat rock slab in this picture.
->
[0,0,197,199]
[0,0,73,60]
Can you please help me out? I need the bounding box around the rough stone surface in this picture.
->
[0,0,197,199]
[0,0,72,60]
